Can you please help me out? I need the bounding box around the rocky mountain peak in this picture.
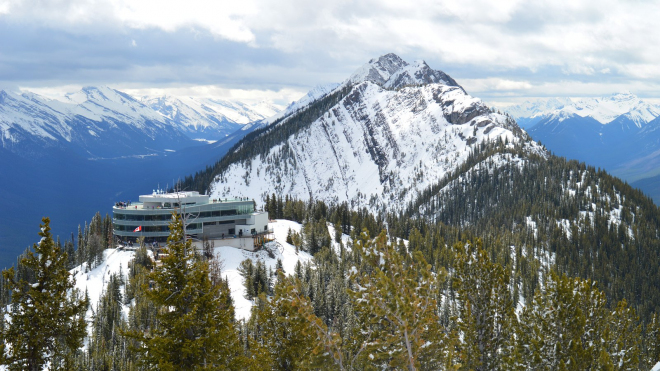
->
[346,53,464,92]
[347,53,409,86]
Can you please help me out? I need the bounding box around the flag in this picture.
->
[134,226,142,232]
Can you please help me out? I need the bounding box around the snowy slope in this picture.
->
[505,92,660,126]
[72,220,312,323]
[208,54,541,212]
[71,248,138,322]
[0,86,283,158]
[142,95,282,140]
[261,83,341,129]
[217,219,312,320]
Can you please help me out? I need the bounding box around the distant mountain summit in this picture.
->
[505,92,660,129]
[0,86,282,159]
[141,95,281,141]
[346,53,463,90]
[501,92,660,202]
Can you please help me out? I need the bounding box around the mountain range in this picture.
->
[3,53,660,365]
[0,86,280,159]
[173,53,660,324]
[0,86,282,268]
[502,92,660,202]
[3,53,660,320]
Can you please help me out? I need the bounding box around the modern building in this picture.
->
[112,191,269,243]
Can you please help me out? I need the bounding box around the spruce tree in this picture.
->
[129,211,244,370]
[452,240,516,370]
[246,276,331,370]
[517,272,618,369]
[348,229,447,370]
[606,299,641,370]
[0,217,88,371]
[645,313,660,369]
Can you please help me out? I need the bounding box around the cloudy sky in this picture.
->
[1,0,659,105]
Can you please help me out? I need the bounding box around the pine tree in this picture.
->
[517,271,613,369]
[1,217,88,371]
[606,299,641,370]
[645,313,660,369]
[128,211,244,370]
[286,227,293,244]
[348,229,447,370]
[76,224,85,266]
[88,273,133,371]
[246,275,331,370]
[452,240,516,370]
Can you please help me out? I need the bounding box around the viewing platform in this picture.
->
[112,190,268,243]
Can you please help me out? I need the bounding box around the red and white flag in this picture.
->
[134,226,142,232]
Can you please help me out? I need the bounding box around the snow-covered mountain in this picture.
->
[505,92,660,128]
[0,86,283,268]
[142,96,282,141]
[0,86,283,159]
[0,86,190,159]
[506,92,660,171]
[206,53,542,211]
[502,97,573,129]
[501,92,660,201]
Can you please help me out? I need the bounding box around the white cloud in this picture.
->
[3,0,660,100]
[461,78,533,93]
[0,0,9,15]
[113,0,257,42]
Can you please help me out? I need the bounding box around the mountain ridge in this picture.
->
[502,93,660,202]
[0,86,283,159]
[174,53,540,213]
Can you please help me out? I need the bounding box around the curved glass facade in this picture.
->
[112,193,259,242]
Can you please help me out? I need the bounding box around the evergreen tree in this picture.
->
[452,240,516,370]
[645,313,660,369]
[1,217,88,371]
[517,272,614,369]
[128,211,244,370]
[348,229,448,370]
[606,299,641,370]
[246,276,331,370]
[88,273,133,371]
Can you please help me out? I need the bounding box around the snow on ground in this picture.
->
[69,220,313,326]
[652,362,660,371]
[327,222,353,253]
[71,248,137,322]
[215,219,312,321]
[525,216,538,238]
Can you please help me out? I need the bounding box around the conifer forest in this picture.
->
[1,190,659,369]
